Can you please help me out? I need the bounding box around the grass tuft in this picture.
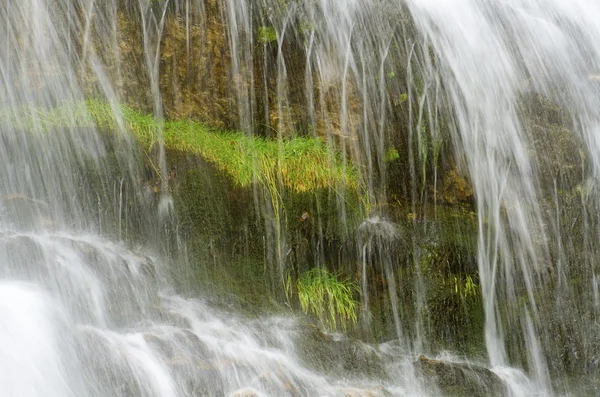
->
[297,268,359,331]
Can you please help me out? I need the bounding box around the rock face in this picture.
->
[414,355,506,397]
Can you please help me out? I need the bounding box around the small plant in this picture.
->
[384,146,400,162]
[297,268,359,331]
[452,275,479,299]
[258,26,277,44]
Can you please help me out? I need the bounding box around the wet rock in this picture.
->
[414,355,506,397]
[143,333,174,356]
[251,370,307,396]
[341,386,393,397]
[74,327,146,397]
[144,329,215,364]
[0,193,51,230]
[231,388,260,397]
[0,235,48,279]
[165,356,228,396]
[137,256,158,281]
[296,324,386,380]
[178,329,214,357]
[154,307,192,328]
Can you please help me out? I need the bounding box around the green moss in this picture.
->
[412,205,485,355]
[384,147,400,162]
[1,100,360,195]
[257,26,278,44]
[176,168,233,236]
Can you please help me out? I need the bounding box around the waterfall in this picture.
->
[0,0,412,395]
[1,0,599,395]
[405,0,600,391]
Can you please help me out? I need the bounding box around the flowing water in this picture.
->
[404,1,600,393]
[1,0,600,395]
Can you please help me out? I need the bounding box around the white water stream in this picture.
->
[404,0,600,392]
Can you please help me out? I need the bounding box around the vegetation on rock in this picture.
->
[294,268,359,331]
[2,100,360,195]
[257,26,278,43]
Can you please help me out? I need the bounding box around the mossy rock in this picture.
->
[410,204,485,354]
[520,92,586,191]
[414,355,506,397]
[295,323,387,380]
[174,166,235,237]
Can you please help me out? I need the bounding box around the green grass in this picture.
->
[1,100,360,194]
[296,268,359,331]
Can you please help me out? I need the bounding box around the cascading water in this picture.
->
[404,0,600,393]
[0,1,427,395]
[2,0,600,395]
[226,0,600,393]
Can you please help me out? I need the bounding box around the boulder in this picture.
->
[296,324,386,379]
[414,355,506,397]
